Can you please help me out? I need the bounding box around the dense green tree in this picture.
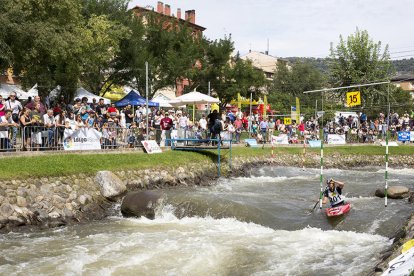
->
[188,38,267,106]
[79,14,129,94]
[328,29,412,117]
[216,53,266,106]
[0,0,86,98]
[81,0,129,21]
[117,13,205,97]
[329,30,388,105]
[269,60,326,117]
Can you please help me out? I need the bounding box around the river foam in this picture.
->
[0,205,389,276]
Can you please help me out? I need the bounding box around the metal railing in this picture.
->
[0,125,412,153]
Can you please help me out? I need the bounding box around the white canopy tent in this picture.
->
[169,90,220,106]
[48,85,61,102]
[27,84,39,98]
[0,84,29,100]
[151,94,173,107]
[74,87,111,104]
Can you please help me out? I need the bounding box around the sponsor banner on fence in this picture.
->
[244,139,258,147]
[383,246,414,275]
[271,134,289,145]
[308,140,322,148]
[0,131,8,139]
[63,128,102,151]
[327,134,346,145]
[142,140,162,154]
[380,141,398,147]
[398,131,411,142]
[220,131,232,146]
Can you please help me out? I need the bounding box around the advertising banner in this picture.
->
[327,134,346,145]
[398,131,411,142]
[63,128,102,151]
[244,139,258,147]
[271,135,289,145]
[220,131,232,146]
[308,140,322,148]
[141,140,162,154]
[291,106,296,122]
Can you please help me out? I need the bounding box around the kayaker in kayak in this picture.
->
[322,178,346,207]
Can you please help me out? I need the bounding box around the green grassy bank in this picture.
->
[0,145,413,180]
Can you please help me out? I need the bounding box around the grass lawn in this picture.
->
[0,145,413,180]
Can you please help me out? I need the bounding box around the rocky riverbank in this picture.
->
[1,152,414,234]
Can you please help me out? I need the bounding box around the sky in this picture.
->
[128,0,414,59]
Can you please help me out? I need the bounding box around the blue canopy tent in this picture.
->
[114,90,159,107]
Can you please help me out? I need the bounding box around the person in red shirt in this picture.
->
[160,112,173,146]
[241,115,248,130]
[298,121,305,137]
[107,103,118,116]
[234,117,243,143]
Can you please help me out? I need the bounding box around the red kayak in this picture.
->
[326,203,351,217]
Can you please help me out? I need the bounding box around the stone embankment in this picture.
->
[1,152,414,233]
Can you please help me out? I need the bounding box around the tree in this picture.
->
[269,60,326,117]
[79,14,129,94]
[328,29,411,116]
[0,0,87,98]
[117,13,206,97]
[216,53,266,106]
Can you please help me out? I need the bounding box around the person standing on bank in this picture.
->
[5,92,23,146]
[322,178,346,207]
[160,112,173,147]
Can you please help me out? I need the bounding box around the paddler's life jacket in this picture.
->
[323,186,345,207]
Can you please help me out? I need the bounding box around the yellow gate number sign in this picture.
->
[346,91,361,107]
[284,118,292,125]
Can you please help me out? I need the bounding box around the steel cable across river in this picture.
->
[1,166,413,275]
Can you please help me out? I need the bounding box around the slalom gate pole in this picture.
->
[385,131,389,207]
[319,140,324,209]
[302,138,306,169]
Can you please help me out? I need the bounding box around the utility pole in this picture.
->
[249,90,253,138]
[145,61,149,139]
[207,81,211,114]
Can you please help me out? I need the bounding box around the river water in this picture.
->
[1,166,414,275]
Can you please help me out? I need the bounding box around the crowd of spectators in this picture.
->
[320,111,414,143]
[1,91,413,151]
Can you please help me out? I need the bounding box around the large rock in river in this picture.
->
[375,186,410,199]
[121,191,163,219]
[95,171,126,200]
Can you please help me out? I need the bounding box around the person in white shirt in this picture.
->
[75,114,85,129]
[43,109,56,146]
[0,110,18,150]
[199,114,208,130]
[179,112,188,129]
[5,92,22,145]
[235,108,243,120]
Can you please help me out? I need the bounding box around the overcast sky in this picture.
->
[129,0,414,59]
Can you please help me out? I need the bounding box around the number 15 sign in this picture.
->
[346,91,361,107]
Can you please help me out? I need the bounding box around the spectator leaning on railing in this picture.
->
[5,92,22,145]
[0,110,18,150]
[43,109,56,146]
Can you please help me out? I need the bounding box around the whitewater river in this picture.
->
[1,166,414,275]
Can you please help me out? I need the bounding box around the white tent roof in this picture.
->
[151,94,173,107]
[169,90,220,107]
[27,84,39,98]
[74,87,111,104]
[153,86,176,99]
[48,85,62,102]
[0,84,29,100]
